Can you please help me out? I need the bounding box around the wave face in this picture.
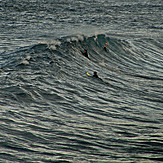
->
[0,33,163,162]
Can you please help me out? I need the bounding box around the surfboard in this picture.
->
[86,72,91,76]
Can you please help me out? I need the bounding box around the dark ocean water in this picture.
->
[0,0,163,162]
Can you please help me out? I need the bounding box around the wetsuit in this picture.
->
[93,73,99,78]
[103,46,107,52]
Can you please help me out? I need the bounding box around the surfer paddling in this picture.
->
[93,71,110,84]
[93,72,99,78]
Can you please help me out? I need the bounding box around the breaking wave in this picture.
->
[0,33,163,162]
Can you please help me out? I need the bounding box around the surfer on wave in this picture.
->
[81,49,90,59]
[103,43,108,52]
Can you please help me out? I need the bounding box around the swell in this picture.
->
[0,33,162,114]
[0,33,163,162]
[0,33,162,118]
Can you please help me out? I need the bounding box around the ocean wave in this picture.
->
[0,33,163,162]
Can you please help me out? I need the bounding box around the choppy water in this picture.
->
[0,0,163,162]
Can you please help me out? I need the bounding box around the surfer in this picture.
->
[93,72,103,81]
[82,49,89,59]
[93,71,110,84]
[93,72,99,78]
[103,43,108,52]
[87,71,111,84]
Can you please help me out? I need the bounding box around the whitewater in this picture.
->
[0,0,163,162]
